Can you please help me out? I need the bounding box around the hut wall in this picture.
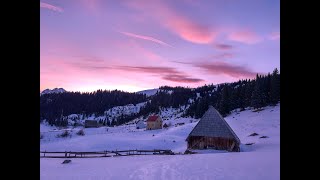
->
[187,136,239,152]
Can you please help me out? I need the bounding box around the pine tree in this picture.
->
[239,85,246,111]
[244,80,254,107]
[270,68,280,105]
[251,75,265,109]
[219,86,231,116]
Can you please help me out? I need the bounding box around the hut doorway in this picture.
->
[199,141,205,149]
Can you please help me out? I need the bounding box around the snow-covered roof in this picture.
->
[186,106,240,144]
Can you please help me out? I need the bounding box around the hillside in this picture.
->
[40,104,280,180]
[40,69,280,127]
[137,88,159,97]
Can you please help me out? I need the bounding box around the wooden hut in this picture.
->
[186,106,241,152]
[84,120,99,128]
[163,123,169,128]
[146,115,162,130]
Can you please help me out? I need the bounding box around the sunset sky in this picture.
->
[40,0,280,93]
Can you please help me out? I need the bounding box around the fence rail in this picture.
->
[40,149,175,158]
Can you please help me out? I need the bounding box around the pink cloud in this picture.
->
[124,0,217,44]
[40,2,63,12]
[269,32,280,40]
[112,40,164,63]
[228,30,262,44]
[118,31,173,47]
[165,16,217,44]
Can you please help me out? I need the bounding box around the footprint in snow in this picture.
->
[259,136,269,139]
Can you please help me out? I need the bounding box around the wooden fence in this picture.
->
[40,149,175,158]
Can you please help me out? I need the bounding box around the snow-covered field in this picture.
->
[40,104,280,180]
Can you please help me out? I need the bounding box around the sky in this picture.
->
[40,0,280,93]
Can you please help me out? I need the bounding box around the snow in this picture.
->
[40,122,195,152]
[159,107,187,120]
[57,102,147,126]
[137,88,159,97]
[104,102,146,119]
[41,151,279,180]
[40,123,57,133]
[40,88,67,96]
[136,120,146,129]
[41,104,280,180]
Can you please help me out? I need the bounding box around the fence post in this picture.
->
[44,150,46,157]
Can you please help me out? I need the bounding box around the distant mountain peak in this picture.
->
[40,88,67,95]
[136,88,159,97]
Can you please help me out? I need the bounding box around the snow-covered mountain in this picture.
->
[40,88,67,96]
[104,102,147,118]
[53,101,192,127]
[136,88,159,97]
[56,102,148,126]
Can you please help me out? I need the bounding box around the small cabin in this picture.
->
[146,115,162,130]
[84,120,99,128]
[136,120,146,129]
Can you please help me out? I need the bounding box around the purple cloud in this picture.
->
[116,66,204,83]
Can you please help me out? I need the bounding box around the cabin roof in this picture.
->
[186,106,240,144]
[147,115,160,122]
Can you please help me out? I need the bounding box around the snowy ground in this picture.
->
[40,104,280,180]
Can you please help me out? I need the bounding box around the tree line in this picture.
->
[184,68,280,118]
[40,89,147,126]
[40,68,280,126]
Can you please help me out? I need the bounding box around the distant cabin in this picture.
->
[146,115,162,130]
[136,120,146,129]
[84,120,99,128]
[186,106,241,152]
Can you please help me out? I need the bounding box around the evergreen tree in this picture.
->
[251,75,265,109]
[270,68,280,105]
[219,86,231,116]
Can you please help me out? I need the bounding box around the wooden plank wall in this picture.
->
[188,136,239,151]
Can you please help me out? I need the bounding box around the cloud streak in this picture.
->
[214,44,233,50]
[116,66,204,83]
[162,74,203,83]
[194,61,257,78]
[118,31,173,47]
[228,30,261,44]
[173,53,234,65]
[40,2,63,12]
